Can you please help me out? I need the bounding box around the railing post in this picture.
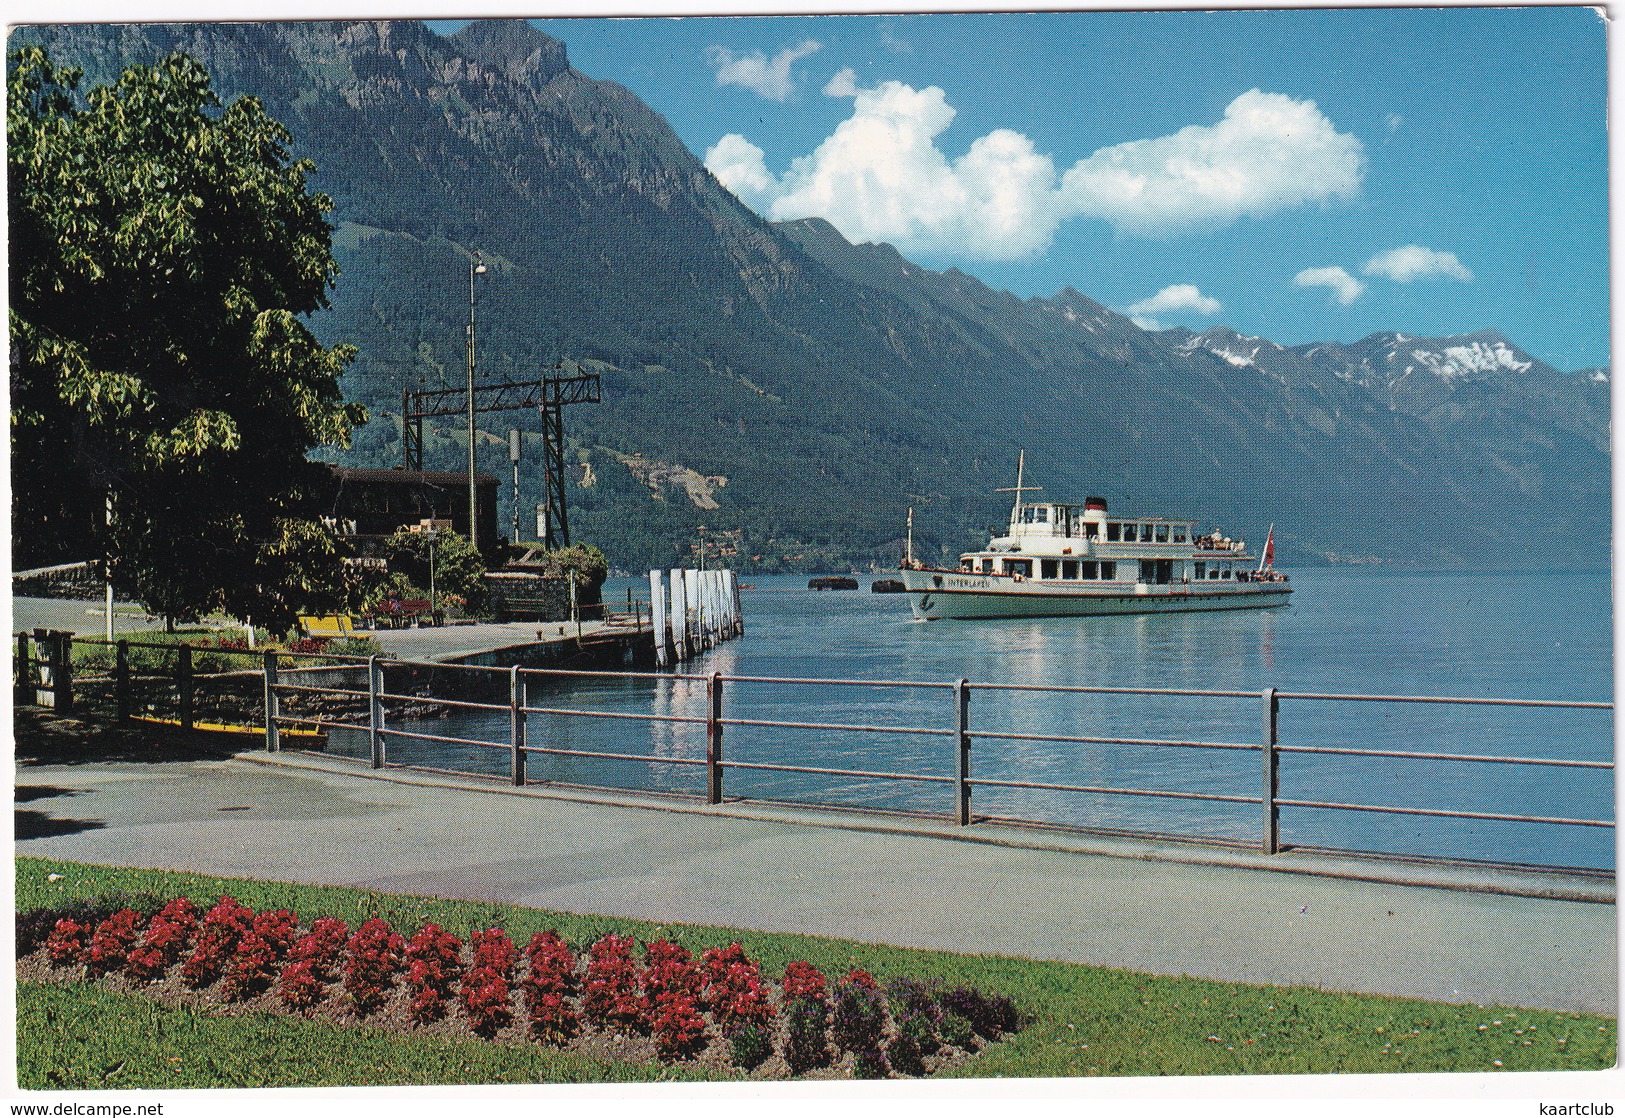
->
[15,632,32,707]
[510,666,526,787]
[115,641,130,724]
[368,655,384,768]
[1261,686,1279,854]
[706,671,724,804]
[955,678,972,826]
[263,650,280,753]
[54,632,74,713]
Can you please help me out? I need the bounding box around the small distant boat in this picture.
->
[899,453,1291,620]
[808,576,860,591]
[870,578,906,594]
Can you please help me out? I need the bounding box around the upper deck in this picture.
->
[971,499,1248,562]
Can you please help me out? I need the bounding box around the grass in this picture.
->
[16,857,1616,1087]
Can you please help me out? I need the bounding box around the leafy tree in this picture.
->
[380,529,487,614]
[8,47,365,631]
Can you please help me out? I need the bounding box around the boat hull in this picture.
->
[901,569,1291,620]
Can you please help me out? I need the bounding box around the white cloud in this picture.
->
[705,40,822,102]
[704,81,1364,259]
[822,67,858,98]
[704,134,779,211]
[879,24,913,54]
[1130,316,1167,331]
[1385,112,1404,134]
[1059,90,1364,236]
[1126,284,1222,319]
[1294,265,1366,305]
[1363,244,1473,283]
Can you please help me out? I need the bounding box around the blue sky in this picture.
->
[432,9,1607,370]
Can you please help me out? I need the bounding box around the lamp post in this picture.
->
[425,528,438,624]
[466,251,488,553]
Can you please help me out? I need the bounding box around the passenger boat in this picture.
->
[899,455,1291,620]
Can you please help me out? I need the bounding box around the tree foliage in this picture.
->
[380,529,487,613]
[8,47,365,629]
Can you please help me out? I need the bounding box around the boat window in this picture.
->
[1036,506,1049,523]
[1100,561,1116,580]
[1084,522,1099,538]
[1209,567,1220,580]
[1155,524,1170,543]
[1106,522,1121,542]
[1174,527,1188,543]
[1062,559,1078,580]
[1041,559,1059,580]
[1221,565,1232,580]
[1082,560,1097,579]
[1138,560,1154,583]
[981,559,995,574]
[1194,561,1206,579]
[1007,559,1032,578]
[1122,524,1137,542]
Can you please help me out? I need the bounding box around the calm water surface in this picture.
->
[338,568,1614,870]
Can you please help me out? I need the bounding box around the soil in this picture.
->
[16,944,989,1082]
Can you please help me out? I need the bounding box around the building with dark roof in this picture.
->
[327,466,500,554]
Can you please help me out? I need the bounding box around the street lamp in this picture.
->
[425,528,438,624]
[466,251,488,554]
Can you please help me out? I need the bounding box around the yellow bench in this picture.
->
[297,614,354,638]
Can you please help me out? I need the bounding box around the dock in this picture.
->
[368,615,655,668]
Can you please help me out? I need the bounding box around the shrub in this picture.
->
[18,892,162,957]
[86,910,146,978]
[938,986,1020,1039]
[781,961,827,1003]
[125,913,194,982]
[784,994,832,1074]
[222,932,280,1001]
[290,917,350,981]
[468,928,518,979]
[460,967,514,1038]
[404,922,464,1023]
[729,1019,774,1071]
[938,1011,976,1051]
[583,933,646,1032]
[700,943,774,1031]
[831,976,888,1078]
[181,896,255,989]
[44,918,89,966]
[343,918,405,1015]
[886,978,942,1056]
[521,931,579,1044]
[276,960,325,1015]
[643,940,708,1058]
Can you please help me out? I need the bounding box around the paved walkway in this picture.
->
[367,618,624,662]
[14,721,1614,1016]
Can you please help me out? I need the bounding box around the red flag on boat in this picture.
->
[1257,524,1276,572]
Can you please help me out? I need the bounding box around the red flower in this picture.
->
[343,917,405,1014]
[277,960,324,1014]
[87,910,145,978]
[700,944,775,1029]
[522,930,580,1044]
[846,968,877,990]
[181,897,255,989]
[44,918,88,966]
[583,933,646,1032]
[781,961,827,1002]
[459,966,514,1037]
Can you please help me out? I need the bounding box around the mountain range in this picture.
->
[12,19,1611,571]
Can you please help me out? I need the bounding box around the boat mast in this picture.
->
[995,450,1041,528]
[905,506,915,568]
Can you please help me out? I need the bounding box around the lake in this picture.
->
[336,568,1615,871]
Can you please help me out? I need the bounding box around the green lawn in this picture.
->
[16,857,1616,1087]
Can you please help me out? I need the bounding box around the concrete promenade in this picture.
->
[14,721,1615,1017]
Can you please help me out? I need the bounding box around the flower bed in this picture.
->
[17,895,1022,1079]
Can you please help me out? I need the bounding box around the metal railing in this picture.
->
[246,655,1613,868]
[15,633,1610,868]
